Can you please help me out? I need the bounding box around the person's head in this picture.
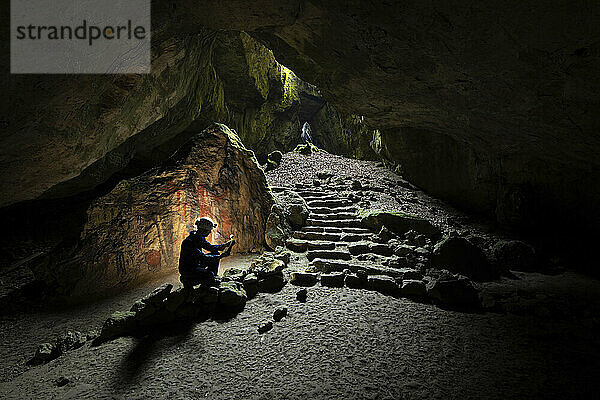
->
[194,217,217,237]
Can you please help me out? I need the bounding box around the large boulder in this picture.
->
[265,187,309,249]
[265,150,284,171]
[29,343,58,365]
[492,240,539,272]
[265,204,290,250]
[218,281,247,310]
[249,253,288,293]
[360,211,441,238]
[30,124,273,297]
[431,236,499,282]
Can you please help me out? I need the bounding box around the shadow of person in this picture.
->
[111,320,197,390]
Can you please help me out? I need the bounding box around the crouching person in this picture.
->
[179,217,235,288]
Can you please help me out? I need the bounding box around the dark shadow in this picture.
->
[111,320,196,390]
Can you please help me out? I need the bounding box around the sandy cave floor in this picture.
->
[0,151,599,399]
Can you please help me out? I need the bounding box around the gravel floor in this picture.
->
[1,150,599,399]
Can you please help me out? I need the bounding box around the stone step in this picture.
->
[301,226,371,234]
[348,242,394,256]
[286,239,338,252]
[301,193,346,200]
[293,231,342,242]
[310,206,359,215]
[307,250,352,262]
[307,199,353,208]
[295,190,326,196]
[339,233,373,242]
[301,226,326,233]
[311,259,409,279]
[309,212,357,220]
[305,219,362,228]
[337,227,371,234]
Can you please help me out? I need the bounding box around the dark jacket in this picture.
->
[178,231,227,275]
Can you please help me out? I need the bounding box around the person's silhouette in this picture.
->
[178,217,235,288]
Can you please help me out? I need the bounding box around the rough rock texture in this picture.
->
[308,104,378,160]
[361,211,441,238]
[194,1,600,242]
[30,124,273,297]
[431,236,499,282]
[265,187,309,249]
[492,240,539,272]
[0,28,319,208]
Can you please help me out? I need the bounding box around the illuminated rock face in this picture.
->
[32,124,273,297]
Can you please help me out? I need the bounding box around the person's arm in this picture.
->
[218,238,236,259]
[198,236,228,252]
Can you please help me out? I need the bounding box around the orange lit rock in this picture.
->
[33,124,273,297]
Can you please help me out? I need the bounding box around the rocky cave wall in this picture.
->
[188,0,600,246]
[31,124,273,298]
[2,0,600,289]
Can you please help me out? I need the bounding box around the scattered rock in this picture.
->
[218,281,247,310]
[296,288,308,302]
[290,271,319,286]
[141,283,173,305]
[320,272,345,287]
[265,150,283,171]
[431,236,498,281]
[194,285,220,305]
[273,306,288,322]
[257,273,287,293]
[317,172,333,180]
[85,330,99,342]
[367,275,399,295]
[55,331,87,355]
[400,280,427,297]
[258,321,273,333]
[294,143,318,155]
[96,311,137,343]
[250,254,286,279]
[222,267,246,282]
[29,343,57,365]
[273,248,292,266]
[243,273,259,299]
[54,377,70,387]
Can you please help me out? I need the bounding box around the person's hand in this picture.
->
[220,246,231,258]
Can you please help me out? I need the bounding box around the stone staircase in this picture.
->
[286,181,417,280]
